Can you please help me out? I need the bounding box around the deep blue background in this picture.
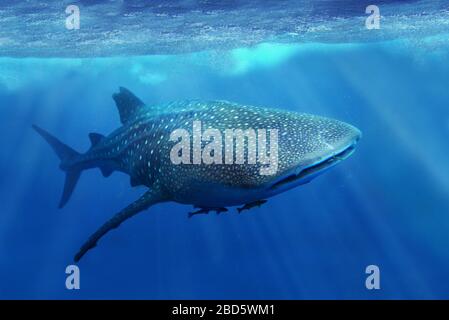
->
[0,40,449,299]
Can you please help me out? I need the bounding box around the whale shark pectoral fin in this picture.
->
[74,188,166,262]
[112,87,145,124]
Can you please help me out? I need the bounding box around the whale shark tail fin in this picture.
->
[32,124,82,208]
[59,170,81,209]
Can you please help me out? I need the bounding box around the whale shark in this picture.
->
[33,87,361,261]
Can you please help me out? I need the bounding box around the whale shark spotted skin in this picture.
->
[33,87,361,261]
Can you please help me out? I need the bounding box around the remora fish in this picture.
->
[33,87,361,261]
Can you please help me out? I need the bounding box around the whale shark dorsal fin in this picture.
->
[88,133,105,148]
[112,87,145,124]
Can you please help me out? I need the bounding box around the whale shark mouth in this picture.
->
[269,144,356,190]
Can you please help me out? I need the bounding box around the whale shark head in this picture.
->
[263,113,361,196]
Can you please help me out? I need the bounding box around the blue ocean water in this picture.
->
[1,0,449,299]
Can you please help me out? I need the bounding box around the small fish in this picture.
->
[237,200,268,213]
[188,207,228,218]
